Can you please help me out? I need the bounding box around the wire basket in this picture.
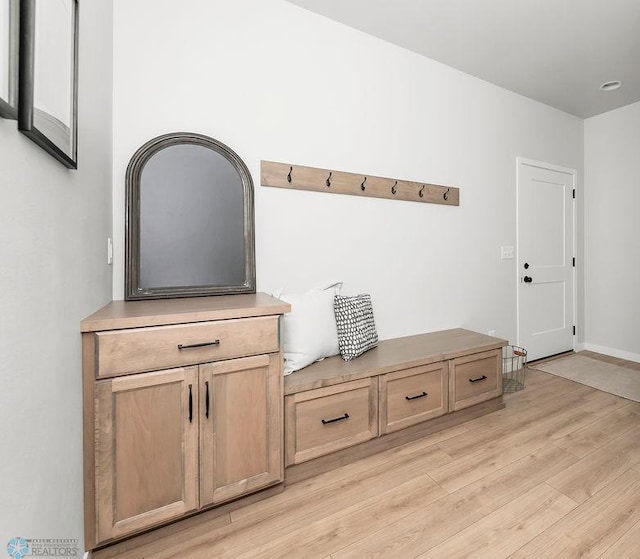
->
[502,345,527,392]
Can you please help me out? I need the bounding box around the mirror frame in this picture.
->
[125,132,256,300]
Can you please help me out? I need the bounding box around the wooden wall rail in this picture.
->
[260,161,460,206]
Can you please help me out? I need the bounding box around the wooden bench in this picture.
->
[284,328,507,484]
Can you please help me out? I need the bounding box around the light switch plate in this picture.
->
[107,237,113,265]
[501,246,514,259]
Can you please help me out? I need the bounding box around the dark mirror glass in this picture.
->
[126,133,255,300]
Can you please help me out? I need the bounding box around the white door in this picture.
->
[517,158,575,361]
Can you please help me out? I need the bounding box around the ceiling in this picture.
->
[286,0,640,118]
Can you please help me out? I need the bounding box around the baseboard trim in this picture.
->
[581,343,640,364]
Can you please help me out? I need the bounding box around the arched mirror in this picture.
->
[125,132,255,300]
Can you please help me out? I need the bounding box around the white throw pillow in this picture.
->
[272,282,342,374]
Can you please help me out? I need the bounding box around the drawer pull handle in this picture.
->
[205,381,210,419]
[405,391,428,401]
[177,340,220,350]
[469,375,488,383]
[188,384,193,423]
[321,412,350,425]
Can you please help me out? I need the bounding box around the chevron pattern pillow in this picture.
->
[334,294,379,361]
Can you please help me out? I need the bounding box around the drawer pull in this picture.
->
[321,412,350,425]
[188,384,193,423]
[177,340,220,350]
[205,381,210,419]
[469,375,488,383]
[405,391,428,401]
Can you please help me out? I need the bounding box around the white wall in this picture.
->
[112,0,583,346]
[0,1,113,554]
[584,101,640,361]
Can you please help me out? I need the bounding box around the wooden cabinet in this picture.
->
[285,378,378,466]
[449,349,502,411]
[82,294,290,550]
[379,362,448,435]
[284,329,506,467]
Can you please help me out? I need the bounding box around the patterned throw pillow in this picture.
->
[334,294,379,361]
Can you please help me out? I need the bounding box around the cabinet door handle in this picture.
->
[177,340,220,350]
[188,384,193,423]
[469,375,488,383]
[321,412,350,425]
[205,381,210,419]
[405,391,428,401]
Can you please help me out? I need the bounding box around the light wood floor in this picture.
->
[114,361,640,558]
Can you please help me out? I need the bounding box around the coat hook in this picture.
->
[326,171,332,187]
[419,185,425,198]
[287,166,293,183]
[361,177,367,191]
[443,188,450,201]
[391,180,398,195]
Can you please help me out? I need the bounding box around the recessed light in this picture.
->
[600,80,622,91]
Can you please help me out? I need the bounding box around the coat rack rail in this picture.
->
[260,161,459,206]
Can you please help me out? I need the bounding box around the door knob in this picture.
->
[523,276,533,283]
[524,262,530,269]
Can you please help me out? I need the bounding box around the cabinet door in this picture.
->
[200,354,283,506]
[94,367,199,544]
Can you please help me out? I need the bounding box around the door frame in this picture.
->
[516,156,577,357]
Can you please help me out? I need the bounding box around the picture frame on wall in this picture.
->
[0,0,18,119]
[18,0,79,169]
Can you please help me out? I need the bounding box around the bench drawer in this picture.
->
[94,316,279,377]
[449,349,502,411]
[285,378,378,466]
[379,362,448,435]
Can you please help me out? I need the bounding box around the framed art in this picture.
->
[18,0,79,168]
[0,0,18,118]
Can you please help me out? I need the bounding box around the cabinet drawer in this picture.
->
[95,316,279,377]
[379,362,448,435]
[449,349,502,411]
[285,378,378,466]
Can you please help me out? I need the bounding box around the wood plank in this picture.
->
[261,160,460,206]
[428,402,598,492]
[146,448,450,558]
[81,292,290,332]
[546,427,640,503]
[511,468,640,557]
[598,519,640,558]
[236,474,447,558]
[438,380,596,457]
[92,486,282,559]
[333,444,577,558]
[234,432,454,525]
[285,328,506,394]
[82,333,97,550]
[236,438,453,528]
[416,483,577,558]
[553,402,640,457]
